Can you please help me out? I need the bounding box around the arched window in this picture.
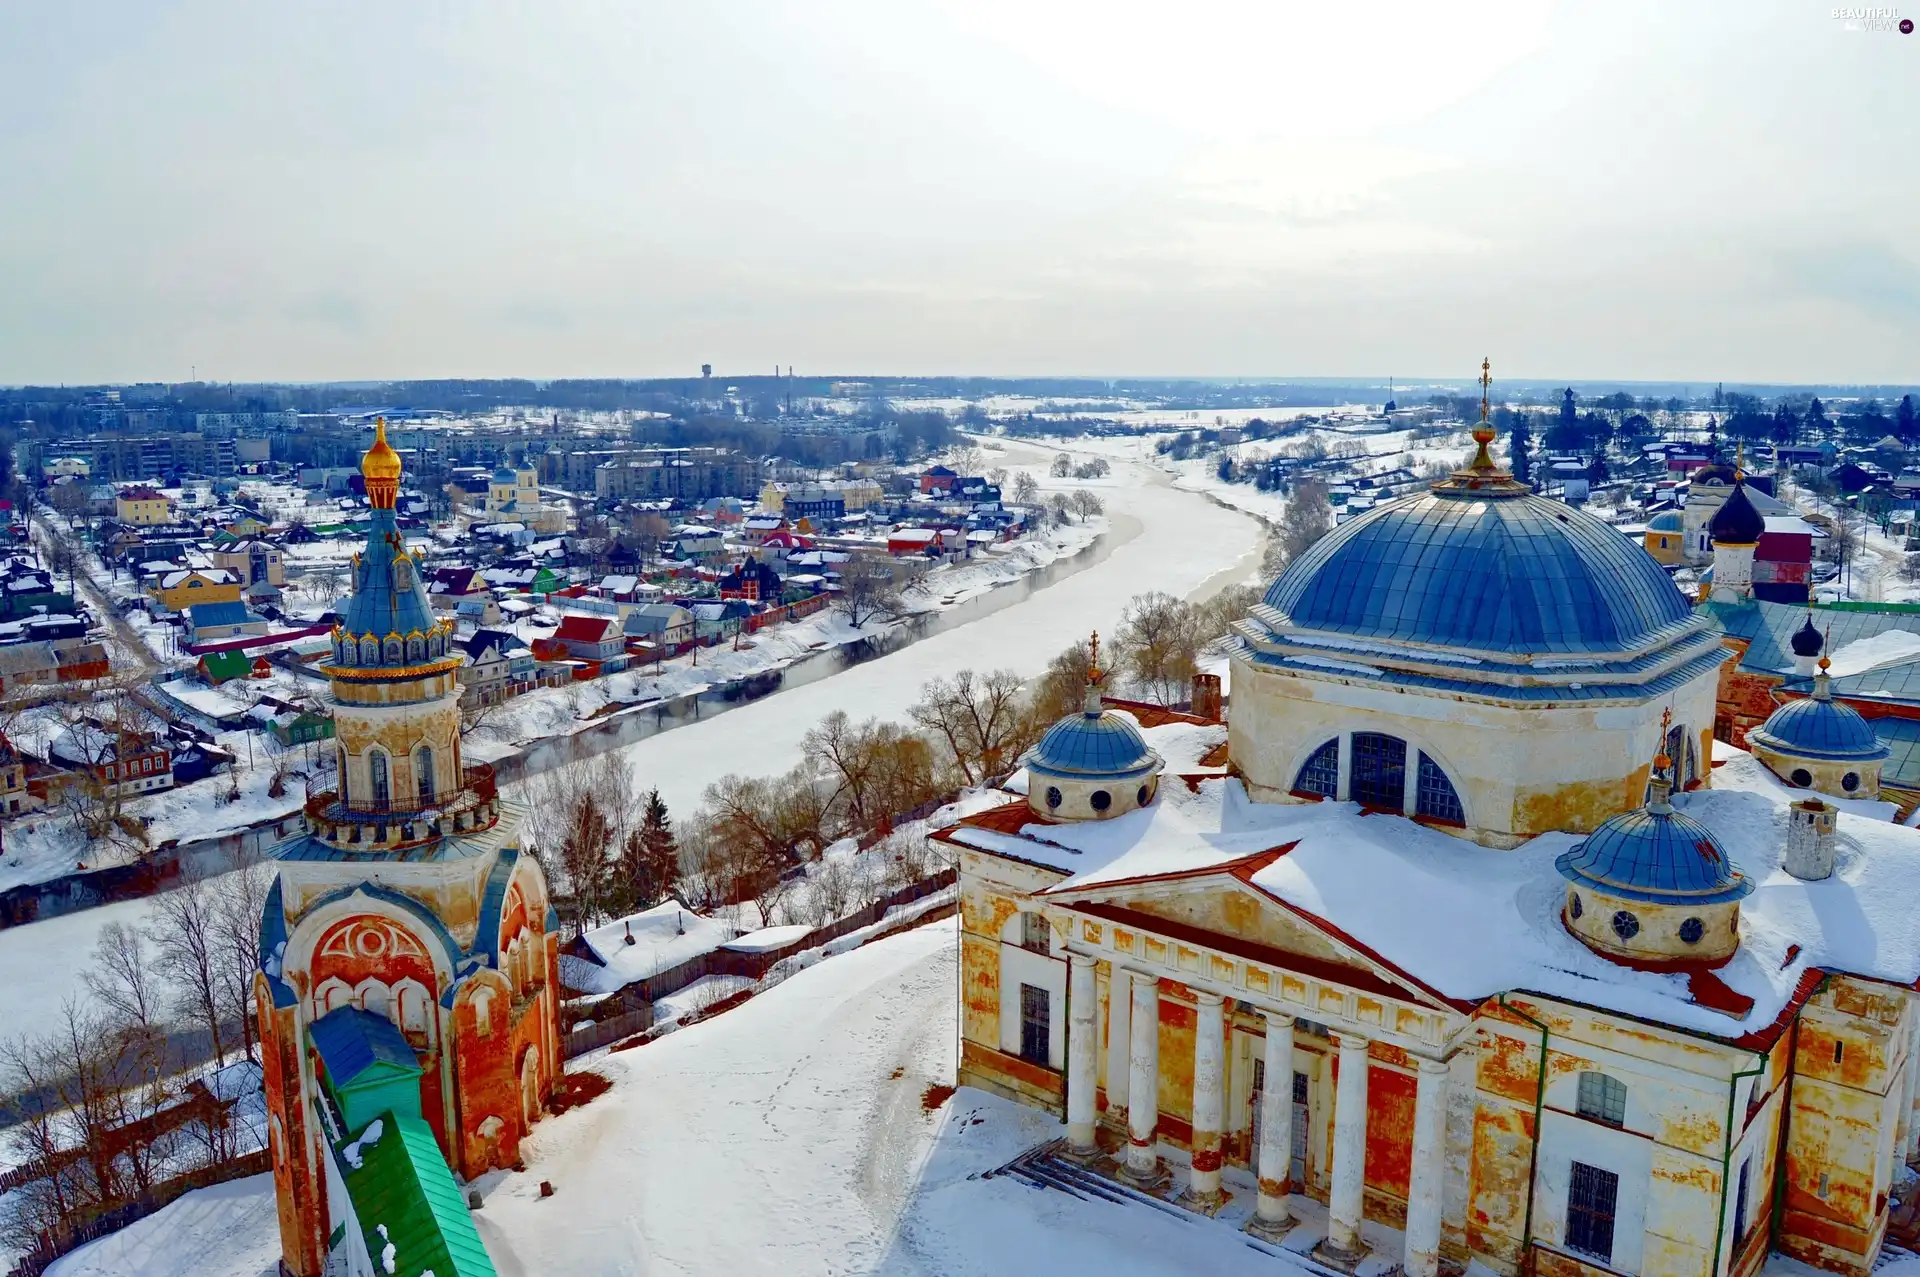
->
[396,981,431,1036]
[384,638,403,663]
[1416,752,1465,824]
[1350,733,1407,809]
[471,986,495,1037]
[1666,722,1693,787]
[1018,912,1051,954]
[368,750,390,810]
[1576,1071,1627,1128]
[1293,739,1339,797]
[415,745,435,807]
[407,636,424,663]
[360,637,379,664]
[316,977,351,1017]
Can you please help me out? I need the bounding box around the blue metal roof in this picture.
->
[1647,511,1684,532]
[1023,710,1158,780]
[1264,489,1692,655]
[1702,599,1920,676]
[1556,807,1754,905]
[338,508,438,645]
[189,600,254,627]
[310,1006,421,1088]
[1749,693,1890,763]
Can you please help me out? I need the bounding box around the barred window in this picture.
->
[1416,752,1465,824]
[1566,1161,1619,1262]
[1350,733,1406,809]
[1019,984,1050,1065]
[1293,738,1339,797]
[1019,912,1052,954]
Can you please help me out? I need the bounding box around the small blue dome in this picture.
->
[1264,489,1692,655]
[1749,696,1889,763]
[1648,511,1684,532]
[1556,808,1753,904]
[492,466,518,483]
[1024,710,1159,780]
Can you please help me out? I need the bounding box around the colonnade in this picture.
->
[1063,954,1455,1277]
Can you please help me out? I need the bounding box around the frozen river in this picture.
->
[604,443,1264,813]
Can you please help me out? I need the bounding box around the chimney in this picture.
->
[1190,672,1223,723]
[1785,799,1838,881]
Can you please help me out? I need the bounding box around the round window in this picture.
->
[1842,772,1860,793]
[1090,789,1112,812]
[1137,785,1151,807]
[1790,768,1813,788]
[1569,892,1583,920]
[1679,917,1704,945]
[1611,910,1640,941]
[1045,786,1062,810]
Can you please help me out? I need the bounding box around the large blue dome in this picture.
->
[1556,807,1753,904]
[1264,490,1692,655]
[1749,696,1889,763]
[1024,710,1159,780]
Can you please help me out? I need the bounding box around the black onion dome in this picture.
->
[1790,613,1824,658]
[1708,482,1765,546]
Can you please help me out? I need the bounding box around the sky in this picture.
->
[0,0,1915,386]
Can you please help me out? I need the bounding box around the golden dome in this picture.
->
[361,417,403,484]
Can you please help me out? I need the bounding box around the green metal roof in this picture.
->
[1702,599,1920,676]
[200,649,251,681]
[340,1113,497,1277]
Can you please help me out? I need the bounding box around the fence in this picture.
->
[563,867,956,1060]
[6,1149,272,1277]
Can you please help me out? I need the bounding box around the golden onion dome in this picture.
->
[361,417,403,484]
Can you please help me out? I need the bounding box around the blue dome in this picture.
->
[1647,511,1684,532]
[1264,489,1691,655]
[1749,696,1889,763]
[1556,808,1753,905]
[492,466,518,483]
[1024,710,1159,780]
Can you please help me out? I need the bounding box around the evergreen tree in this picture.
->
[1586,453,1610,484]
[1508,413,1534,484]
[1898,395,1917,444]
[638,789,680,905]
[1806,397,1828,434]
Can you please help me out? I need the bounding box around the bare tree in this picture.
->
[84,921,164,1038]
[1012,471,1040,506]
[210,861,275,1064]
[1030,637,1096,724]
[832,554,907,628]
[908,669,1033,785]
[1069,490,1105,521]
[525,754,636,934]
[1045,492,1073,525]
[1050,453,1073,478]
[1268,479,1333,575]
[1116,590,1202,705]
[148,874,230,1068]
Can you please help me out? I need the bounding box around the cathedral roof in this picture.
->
[1555,806,1752,905]
[337,514,437,646]
[1262,489,1692,656]
[1023,706,1161,781]
[1749,681,1889,763]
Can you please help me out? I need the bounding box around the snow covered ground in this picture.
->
[43,1173,280,1277]
[106,918,1374,1277]
[600,442,1262,814]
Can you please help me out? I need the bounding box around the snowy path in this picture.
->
[478,919,962,1276]
[43,1173,279,1277]
[606,451,1262,812]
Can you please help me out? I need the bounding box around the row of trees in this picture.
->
[525,587,1257,939]
[0,863,274,1256]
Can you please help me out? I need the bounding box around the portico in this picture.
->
[1043,876,1471,1277]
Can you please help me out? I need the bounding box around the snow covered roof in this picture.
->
[946,719,1920,1042]
[570,902,740,995]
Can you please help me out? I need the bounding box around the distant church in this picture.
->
[942,365,1920,1277]
[257,421,560,1277]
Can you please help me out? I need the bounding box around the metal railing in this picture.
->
[305,762,496,824]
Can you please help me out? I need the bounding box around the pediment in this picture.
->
[1044,863,1457,1013]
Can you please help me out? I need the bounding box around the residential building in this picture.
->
[550,614,625,662]
[209,539,286,587]
[49,724,173,797]
[115,484,171,525]
[154,567,242,612]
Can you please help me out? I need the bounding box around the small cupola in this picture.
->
[1747,655,1889,799]
[1706,477,1765,605]
[1789,611,1824,675]
[1556,715,1752,967]
[1021,632,1164,822]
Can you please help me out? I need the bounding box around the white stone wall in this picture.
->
[1228,654,1722,846]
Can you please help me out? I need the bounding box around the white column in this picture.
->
[1326,1032,1372,1258]
[1401,747,1419,817]
[1125,971,1161,1180]
[1335,734,1353,801]
[1254,1011,1296,1230]
[1106,966,1131,1120]
[1187,991,1226,1202]
[1066,953,1099,1152]
[1403,1056,1452,1277]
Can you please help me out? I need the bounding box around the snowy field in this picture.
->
[601,441,1262,813]
[85,919,1323,1277]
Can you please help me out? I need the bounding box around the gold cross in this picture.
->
[1088,629,1100,676]
[1479,358,1491,423]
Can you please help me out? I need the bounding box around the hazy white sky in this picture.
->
[1,1,1915,385]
